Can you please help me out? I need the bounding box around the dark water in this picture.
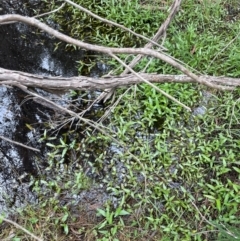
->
[0,0,86,212]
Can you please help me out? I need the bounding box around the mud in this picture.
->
[0,0,85,213]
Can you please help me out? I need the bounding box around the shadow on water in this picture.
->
[0,0,87,212]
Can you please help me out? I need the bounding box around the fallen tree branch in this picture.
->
[0,68,238,90]
[0,135,40,152]
[96,0,182,102]
[0,3,66,25]
[0,14,227,91]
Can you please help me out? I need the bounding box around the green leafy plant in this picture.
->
[96,199,131,240]
[1,1,240,240]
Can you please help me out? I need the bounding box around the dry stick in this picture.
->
[190,200,238,239]
[0,69,237,89]
[0,16,227,114]
[0,14,225,91]
[98,0,180,101]
[16,85,114,136]
[64,0,198,84]
[14,83,147,185]
[34,2,66,19]
[122,0,183,74]
[0,3,66,26]
[64,0,166,50]
[190,200,215,227]
[120,0,201,79]
[0,135,40,152]
[98,87,131,124]
[2,217,43,241]
[207,31,240,71]
[110,53,191,111]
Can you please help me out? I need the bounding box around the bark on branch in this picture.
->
[0,14,232,91]
[0,67,239,90]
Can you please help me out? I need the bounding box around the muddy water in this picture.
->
[0,1,86,213]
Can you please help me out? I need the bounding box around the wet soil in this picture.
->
[0,0,86,212]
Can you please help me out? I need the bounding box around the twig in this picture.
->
[64,0,166,50]
[0,14,224,91]
[99,0,182,101]
[207,31,240,71]
[14,84,146,167]
[0,135,40,152]
[191,202,239,239]
[34,3,66,19]
[190,200,214,227]
[98,87,132,123]
[122,0,183,74]
[12,83,148,198]
[110,53,192,111]
[0,68,236,89]
[2,217,43,241]
[0,3,66,25]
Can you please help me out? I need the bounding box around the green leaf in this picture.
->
[0,215,4,224]
[61,213,69,222]
[98,220,107,230]
[46,143,56,147]
[204,195,216,201]
[61,223,69,234]
[98,229,108,234]
[60,138,66,146]
[232,183,239,193]
[97,208,106,217]
[118,210,130,216]
[62,148,68,157]
[216,199,221,212]
[233,166,240,174]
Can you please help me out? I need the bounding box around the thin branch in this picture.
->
[207,31,240,71]
[122,0,183,74]
[12,83,147,196]
[190,200,239,239]
[2,217,43,241]
[99,0,195,102]
[34,3,66,19]
[64,0,166,50]
[0,68,236,90]
[110,53,191,111]
[0,3,66,25]
[190,200,215,227]
[15,84,145,159]
[0,135,40,152]
[0,14,226,91]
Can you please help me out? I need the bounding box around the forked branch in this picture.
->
[0,14,233,112]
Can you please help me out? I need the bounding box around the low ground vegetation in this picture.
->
[1,0,240,240]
